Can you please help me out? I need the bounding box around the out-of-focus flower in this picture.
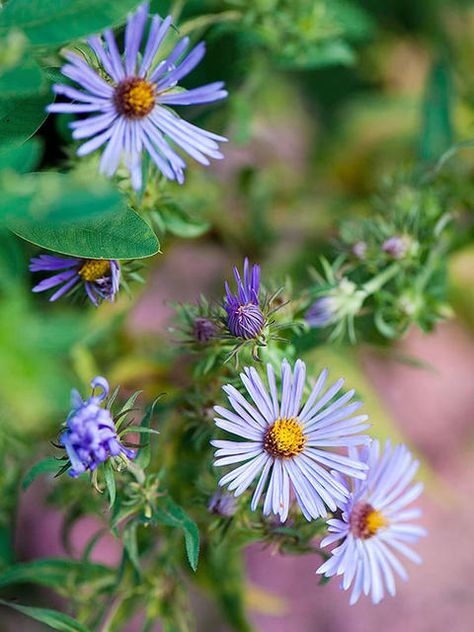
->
[47,1,227,190]
[212,359,369,522]
[305,279,365,329]
[224,258,265,339]
[208,490,237,517]
[193,317,217,343]
[317,440,426,605]
[61,376,135,478]
[30,253,120,306]
[382,235,410,259]
[352,241,367,259]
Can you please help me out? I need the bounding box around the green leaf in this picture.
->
[0,171,125,222]
[0,0,142,47]
[0,58,44,97]
[104,462,116,509]
[8,206,159,259]
[419,59,453,163]
[0,599,91,632]
[0,88,50,144]
[135,398,160,469]
[0,138,42,173]
[153,496,200,571]
[122,522,141,575]
[0,558,114,591]
[22,457,62,490]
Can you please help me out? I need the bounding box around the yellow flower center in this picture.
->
[114,77,156,119]
[349,502,388,539]
[264,417,307,458]
[78,259,111,282]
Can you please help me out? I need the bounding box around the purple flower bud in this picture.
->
[382,236,409,259]
[224,258,265,339]
[193,317,217,343]
[305,297,335,328]
[352,241,367,259]
[208,491,237,517]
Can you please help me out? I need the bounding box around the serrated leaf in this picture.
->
[153,496,200,571]
[0,0,142,47]
[22,457,62,490]
[0,599,91,632]
[8,206,159,260]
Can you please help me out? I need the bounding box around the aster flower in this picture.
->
[305,279,365,331]
[47,1,228,191]
[61,376,135,477]
[30,253,120,306]
[316,440,426,605]
[382,236,410,259]
[224,258,265,339]
[212,359,370,522]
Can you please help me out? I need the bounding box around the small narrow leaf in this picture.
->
[22,457,62,490]
[0,598,91,632]
[153,497,200,571]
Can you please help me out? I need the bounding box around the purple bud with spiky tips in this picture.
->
[224,258,265,339]
[193,317,217,343]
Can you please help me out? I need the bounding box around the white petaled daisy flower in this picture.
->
[47,1,227,190]
[316,440,427,605]
[212,359,370,522]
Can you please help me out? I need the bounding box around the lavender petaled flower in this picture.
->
[316,440,426,605]
[212,359,370,523]
[30,254,120,306]
[47,1,228,191]
[61,376,135,477]
[224,258,265,339]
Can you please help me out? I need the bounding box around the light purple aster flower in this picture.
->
[30,253,120,306]
[382,236,409,259]
[61,376,135,478]
[224,258,265,339]
[47,1,228,190]
[316,440,426,605]
[212,359,370,522]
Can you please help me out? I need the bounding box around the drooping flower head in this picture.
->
[61,376,135,477]
[316,440,426,605]
[47,1,228,190]
[224,258,265,339]
[212,359,370,522]
[30,253,120,306]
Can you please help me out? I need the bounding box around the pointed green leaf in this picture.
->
[0,599,91,632]
[22,457,62,490]
[419,59,453,163]
[153,497,200,571]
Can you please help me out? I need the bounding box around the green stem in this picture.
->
[361,263,400,296]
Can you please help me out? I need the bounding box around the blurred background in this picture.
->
[1,0,474,630]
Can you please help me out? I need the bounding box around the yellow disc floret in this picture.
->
[264,417,307,458]
[114,77,156,119]
[79,259,111,282]
[350,502,388,539]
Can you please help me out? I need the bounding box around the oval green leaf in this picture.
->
[8,207,160,260]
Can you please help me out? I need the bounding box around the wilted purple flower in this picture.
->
[30,254,120,306]
[212,359,370,522]
[382,236,409,259]
[193,317,217,343]
[305,297,335,328]
[47,1,227,190]
[61,376,135,477]
[224,258,265,339]
[317,440,426,604]
[208,490,237,517]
